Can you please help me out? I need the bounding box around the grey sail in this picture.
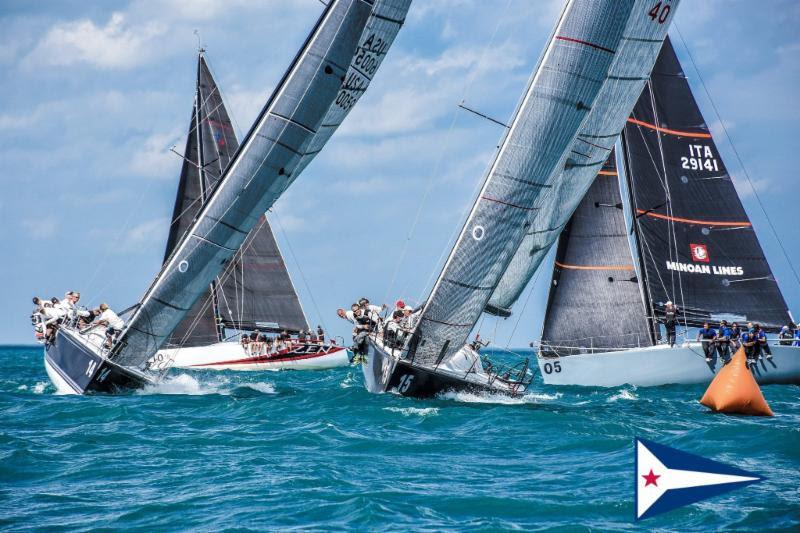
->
[216,213,309,333]
[113,0,411,368]
[540,151,654,355]
[410,0,680,367]
[485,0,681,318]
[162,56,220,347]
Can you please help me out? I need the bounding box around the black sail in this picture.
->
[541,151,654,354]
[622,37,791,330]
[217,214,309,333]
[165,55,309,345]
[163,55,223,347]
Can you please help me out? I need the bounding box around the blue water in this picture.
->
[1,345,798,531]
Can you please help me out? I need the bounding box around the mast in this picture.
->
[112,0,411,367]
[410,0,681,367]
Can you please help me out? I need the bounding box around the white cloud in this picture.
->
[25,12,167,69]
[119,217,170,252]
[21,216,58,239]
[129,128,184,179]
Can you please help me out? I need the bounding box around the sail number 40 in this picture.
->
[648,1,672,24]
[542,361,561,374]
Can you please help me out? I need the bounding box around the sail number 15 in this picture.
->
[648,1,672,24]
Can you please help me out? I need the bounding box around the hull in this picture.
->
[539,342,800,387]
[44,328,153,395]
[159,342,351,371]
[362,338,526,398]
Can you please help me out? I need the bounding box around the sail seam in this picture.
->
[443,278,493,291]
[481,195,538,211]
[635,210,752,227]
[555,35,615,54]
[627,117,711,138]
[269,112,317,134]
[555,261,634,271]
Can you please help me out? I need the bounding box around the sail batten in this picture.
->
[411,0,679,367]
[114,0,411,367]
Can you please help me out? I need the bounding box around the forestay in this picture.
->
[411,0,681,367]
[622,37,790,330]
[114,0,411,367]
[485,0,681,317]
[540,151,654,355]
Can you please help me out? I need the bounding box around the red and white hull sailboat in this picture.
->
[158,341,350,371]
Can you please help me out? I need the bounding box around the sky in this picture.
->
[1,0,799,347]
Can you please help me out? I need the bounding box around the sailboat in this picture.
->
[42,0,412,394]
[362,0,681,398]
[149,52,349,371]
[534,37,800,387]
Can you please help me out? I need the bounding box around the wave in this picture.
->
[383,406,439,417]
[607,388,638,402]
[139,374,275,396]
[438,390,562,405]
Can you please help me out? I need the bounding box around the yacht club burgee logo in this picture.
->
[635,438,763,520]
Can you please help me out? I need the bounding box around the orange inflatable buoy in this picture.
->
[699,347,774,416]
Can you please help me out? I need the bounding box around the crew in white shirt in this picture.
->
[97,303,124,346]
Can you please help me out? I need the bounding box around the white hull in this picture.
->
[155,342,351,371]
[539,343,800,387]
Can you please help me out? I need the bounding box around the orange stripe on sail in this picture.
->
[597,170,618,176]
[636,209,751,227]
[555,261,634,271]
[627,117,712,139]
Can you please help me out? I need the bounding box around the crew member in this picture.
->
[663,301,678,347]
[715,320,732,364]
[97,303,124,348]
[730,322,742,348]
[696,322,716,362]
[779,325,794,346]
[742,326,759,366]
[316,325,325,343]
[794,323,800,347]
[755,324,772,359]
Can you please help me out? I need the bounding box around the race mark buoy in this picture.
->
[699,347,773,416]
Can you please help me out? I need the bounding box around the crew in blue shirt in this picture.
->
[794,324,800,347]
[755,323,772,359]
[729,322,741,348]
[697,322,717,362]
[742,324,759,366]
[714,320,732,364]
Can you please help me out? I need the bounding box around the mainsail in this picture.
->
[165,54,308,347]
[622,37,791,330]
[540,151,654,354]
[486,0,682,318]
[114,0,411,367]
[410,0,680,367]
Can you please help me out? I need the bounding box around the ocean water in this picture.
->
[1,345,798,531]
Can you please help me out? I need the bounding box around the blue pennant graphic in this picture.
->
[635,438,764,520]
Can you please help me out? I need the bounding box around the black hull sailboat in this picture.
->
[363,337,529,398]
[362,1,680,399]
[44,328,152,395]
[40,0,411,394]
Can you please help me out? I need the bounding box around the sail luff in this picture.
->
[410,0,678,367]
[484,0,682,318]
[113,0,411,367]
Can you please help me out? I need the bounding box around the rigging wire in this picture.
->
[503,267,540,350]
[674,25,800,290]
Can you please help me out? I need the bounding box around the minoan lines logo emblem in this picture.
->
[635,438,763,520]
[690,243,709,262]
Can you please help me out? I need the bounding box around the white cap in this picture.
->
[665,301,673,306]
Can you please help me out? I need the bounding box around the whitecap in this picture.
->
[607,388,638,402]
[243,382,276,394]
[32,382,49,394]
[384,406,439,417]
[17,385,28,391]
[438,390,561,405]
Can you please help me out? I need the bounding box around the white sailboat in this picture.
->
[42,0,412,394]
[533,38,800,387]
[363,0,681,398]
[148,51,349,372]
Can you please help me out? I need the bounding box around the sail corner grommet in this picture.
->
[178,260,189,273]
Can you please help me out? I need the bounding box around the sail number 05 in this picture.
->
[648,1,671,24]
[542,361,562,374]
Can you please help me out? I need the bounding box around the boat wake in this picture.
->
[383,406,439,417]
[438,390,562,405]
[139,373,276,396]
